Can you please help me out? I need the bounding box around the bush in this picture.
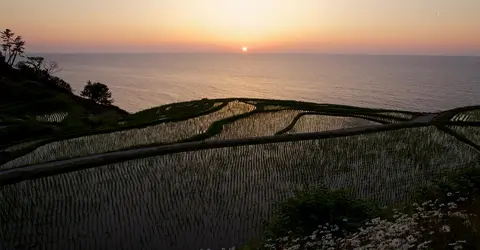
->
[49,76,72,92]
[15,61,72,93]
[417,166,480,203]
[81,81,114,105]
[250,167,480,250]
[266,186,380,240]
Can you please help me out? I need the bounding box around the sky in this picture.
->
[1,0,480,55]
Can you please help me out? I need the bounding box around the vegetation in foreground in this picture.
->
[241,166,480,250]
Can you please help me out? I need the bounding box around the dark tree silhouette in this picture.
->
[1,29,14,59]
[81,81,114,105]
[22,56,61,74]
[24,56,45,72]
[10,36,25,65]
[44,60,60,74]
[1,29,25,66]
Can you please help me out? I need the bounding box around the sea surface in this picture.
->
[39,53,480,113]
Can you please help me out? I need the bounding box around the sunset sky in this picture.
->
[1,0,480,55]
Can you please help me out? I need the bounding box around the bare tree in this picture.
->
[44,60,61,74]
[23,56,61,74]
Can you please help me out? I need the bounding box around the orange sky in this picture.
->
[1,0,480,54]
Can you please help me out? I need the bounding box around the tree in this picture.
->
[1,29,25,66]
[9,36,25,65]
[1,29,14,61]
[24,56,44,72]
[23,56,61,74]
[44,60,60,74]
[81,81,114,105]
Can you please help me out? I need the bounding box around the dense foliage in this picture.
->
[81,81,114,105]
[265,186,379,240]
[249,166,480,250]
[16,60,72,93]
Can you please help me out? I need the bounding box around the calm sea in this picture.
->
[40,54,480,113]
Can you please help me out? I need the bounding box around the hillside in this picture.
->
[1,87,479,249]
[0,60,128,163]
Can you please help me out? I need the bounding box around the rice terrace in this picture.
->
[1,98,480,250]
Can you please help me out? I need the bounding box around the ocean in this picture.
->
[40,53,480,113]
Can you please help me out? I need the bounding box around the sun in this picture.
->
[242,46,248,52]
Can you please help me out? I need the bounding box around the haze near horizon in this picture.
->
[1,0,480,55]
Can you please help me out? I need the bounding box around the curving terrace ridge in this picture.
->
[0,101,478,187]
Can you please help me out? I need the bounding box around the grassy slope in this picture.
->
[0,63,128,148]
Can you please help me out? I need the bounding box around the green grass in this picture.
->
[0,78,128,148]
[124,99,225,126]
[0,101,256,168]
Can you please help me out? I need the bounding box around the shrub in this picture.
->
[265,186,380,240]
[250,167,480,250]
[81,81,114,105]
[49,76,72,92]
[417,166,480,203]
[259,194,476,249]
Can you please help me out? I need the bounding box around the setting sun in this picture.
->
[242,47,248,52]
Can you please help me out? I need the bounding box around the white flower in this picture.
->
[346,239,361,247]
[390,238,403,248]
[440,225,451,232]
[447,202,458,209]
[374,231,385,240]
[406,235,417,243]
[417,240,431,249]
[447,192,453,197]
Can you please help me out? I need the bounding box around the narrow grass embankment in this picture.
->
[0,99,228,166]
[2,100,479,187]
[433,106,480,150]
[0,99,408,167]
[276,112,390,135]
[0,99,416,169]
[0,121,437,186]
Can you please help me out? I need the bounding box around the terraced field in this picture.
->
[285,114,379,134]
[0,99,479,250]
[35,112,68,123]
[210,110,304,140]
[0,101,254,168]
[449,125,480,146]
[450,108,480,122]
[0,140,44,153]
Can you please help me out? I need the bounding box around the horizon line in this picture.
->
[28,52,480,57]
